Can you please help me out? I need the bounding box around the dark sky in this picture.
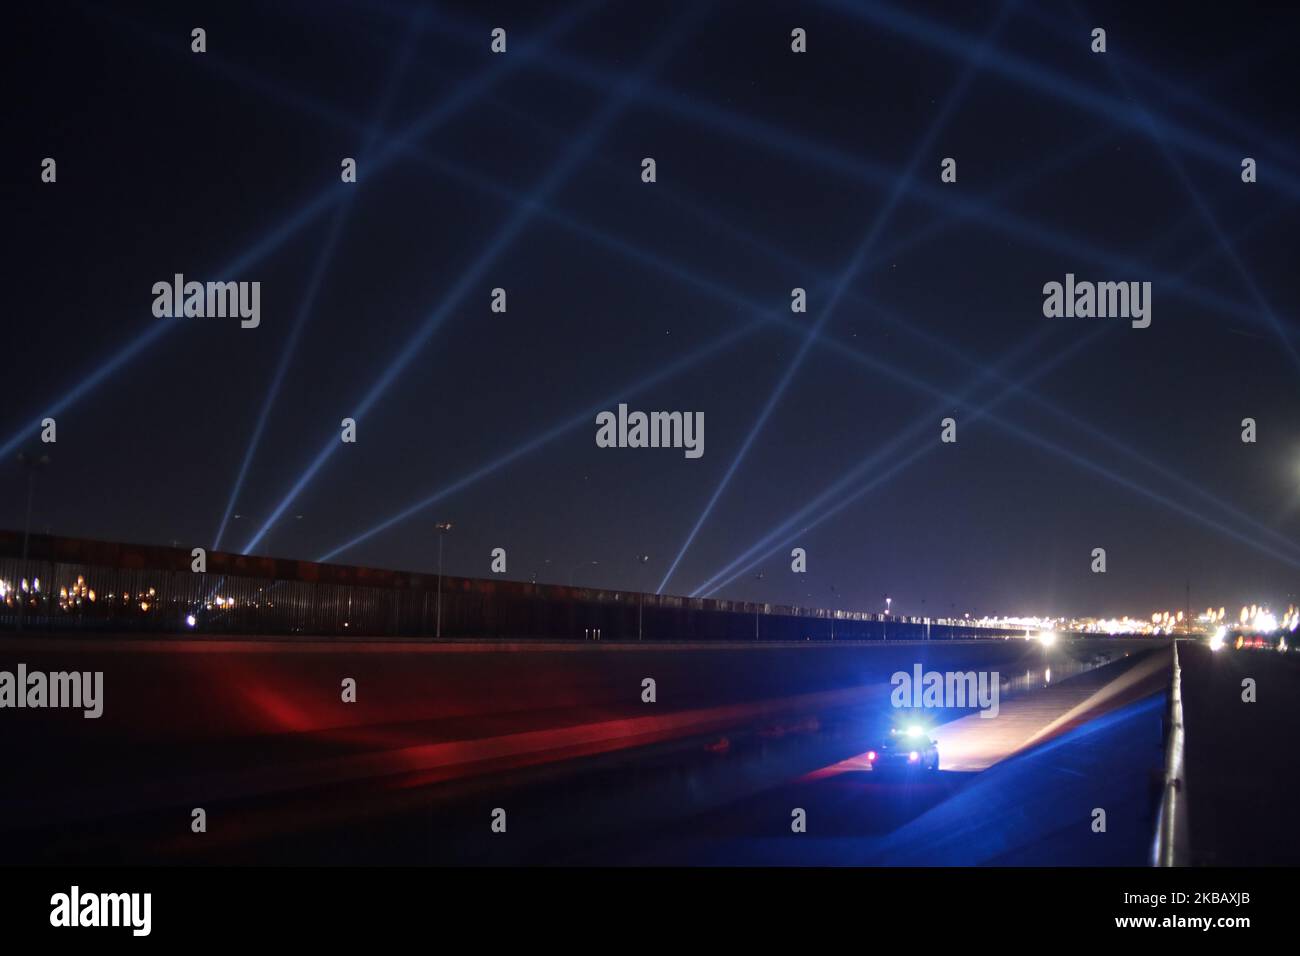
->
[6,0,1299,619]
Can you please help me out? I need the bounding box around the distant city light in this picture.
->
[1253,611,1278,633]
[1209,626,1226,652]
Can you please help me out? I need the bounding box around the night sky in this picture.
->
[7,0,1299,619]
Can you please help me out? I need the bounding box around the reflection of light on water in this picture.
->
[1000,655,1107,697]
[1003,669,1052,694]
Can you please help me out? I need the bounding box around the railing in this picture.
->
[1152,639,1190,865]
[0,530,1025,642]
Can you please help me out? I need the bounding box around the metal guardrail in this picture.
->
[1153,639,1190,866]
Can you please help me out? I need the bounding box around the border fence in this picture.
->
[0,531,1025,642]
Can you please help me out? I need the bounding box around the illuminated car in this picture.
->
[865,726,939,773]
[1235,633,1276,650]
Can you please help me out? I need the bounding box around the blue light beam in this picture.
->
[655,0,1017,594]
[244,6,710,554]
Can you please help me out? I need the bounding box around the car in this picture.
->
[865,726,939,773]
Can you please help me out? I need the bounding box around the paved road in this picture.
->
[0,638,1169,864]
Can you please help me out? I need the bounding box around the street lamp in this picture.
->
[435,522,453,638]
[530,557,553,585]
[829,585,840,640]
[636,554,650,640]
[754,572,765,640]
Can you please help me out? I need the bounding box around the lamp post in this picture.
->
[636,554,650,640]
[435,522,453,638]
[829,585,837,641]
[754,572,764,640]
[16,451,50,632]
